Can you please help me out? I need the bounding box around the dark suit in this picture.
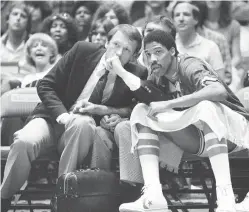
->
[0,41,147,199]
[32,41,147,123]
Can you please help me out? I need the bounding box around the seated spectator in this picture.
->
[24,1,52,34]
[173,1,225,80]
[133,0,171,32]
[1,33,58,95]
[0,2,31,63]
[129,1,147,24]
[138,15,176,71]
[204,1,242,67]
[89,18,115,47]
[21,33,58,87]
[92,2,130,27]
[71,1,99,41]
[143,16,176,39]
[41,12,78,56]
[193,1,232,85]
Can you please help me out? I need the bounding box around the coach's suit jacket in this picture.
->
[30,41,147,124]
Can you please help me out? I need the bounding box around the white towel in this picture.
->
[130,101,249,172]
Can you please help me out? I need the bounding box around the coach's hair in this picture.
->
[107,24,142,54]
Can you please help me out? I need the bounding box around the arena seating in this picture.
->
[1,87,249,212]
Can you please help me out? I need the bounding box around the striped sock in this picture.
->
[137,127,160,186]
[204,126,231,186]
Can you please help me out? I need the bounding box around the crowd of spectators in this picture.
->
[1,0,248,96]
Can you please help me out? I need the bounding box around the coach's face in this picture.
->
[105,31,137,66]
[144,41,174,77]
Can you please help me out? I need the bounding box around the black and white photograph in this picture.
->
[1,0,249,212]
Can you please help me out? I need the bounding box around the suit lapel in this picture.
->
[79,48,106,90]
[68,48,106,105]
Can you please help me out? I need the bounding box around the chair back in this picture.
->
[1,87,41,118]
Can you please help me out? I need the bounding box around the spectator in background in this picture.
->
[21,33,58,87]
[204,1,242,68]
[71,1,99,41]
[41,12,78,56]
[193,1,232,85]
[129,1,147,24]
[1,33,58,95]
[49,0,75,15]
[133,1,171,32]
[93,2,130,27]
[232,1,249,89]
[89,18,115,47]
[1,1,12,35]
[172,1,225,81]
[24,1,52,34]
[138,15,176,70]
[0,2,31,63]
[143,16,176,39]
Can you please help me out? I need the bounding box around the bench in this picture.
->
[2,147,248,212]
[1,88,249,211]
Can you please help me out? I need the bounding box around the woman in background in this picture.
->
[41,12,78,56]
[1,33,58,94]
[21,33,58,87]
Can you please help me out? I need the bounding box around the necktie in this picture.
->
[88,70,109,104]
[101,72,117,104]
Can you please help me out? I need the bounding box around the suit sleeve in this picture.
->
[37,42,80,120]
[133,80,170,104]
[121,64,169,105]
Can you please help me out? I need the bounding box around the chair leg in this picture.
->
[27,198,33,212]
[209,179,216,212]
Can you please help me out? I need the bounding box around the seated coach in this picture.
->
[1,24,147,212]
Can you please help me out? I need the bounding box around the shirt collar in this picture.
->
[5,39,25,52]
[98,53,107,69]
[176,33,203,49]
[95,53,107,77]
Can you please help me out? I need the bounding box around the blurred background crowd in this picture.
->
[1,0,249,97]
